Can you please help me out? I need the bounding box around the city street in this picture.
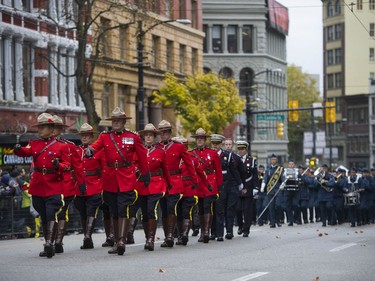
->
[0,222,374,281]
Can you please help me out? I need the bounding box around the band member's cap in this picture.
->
[158,120,172,131]
[172,136,188,144]
[31,113,55,127]
[191,128,210,138]
[270,154,277,159]
[52,115,69,127]
[210,134,225,143]
[322,163,329,168]
[105,107,132,120]
[236,140,249,149]
[77,123,97,135]
[138,123,160,135]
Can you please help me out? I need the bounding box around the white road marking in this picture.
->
[329,243,357,252]
[231,272,269,281]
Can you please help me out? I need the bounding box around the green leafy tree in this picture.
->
[287,65,322,162]
[153,72,245,134]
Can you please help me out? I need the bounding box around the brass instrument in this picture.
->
[314,167,332,192]
[266,166,283,194]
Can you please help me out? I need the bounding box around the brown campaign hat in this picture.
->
[52,115,69,127]
[191,128,210,138]
[172,136,188,144]
[31,113,55,127]
[138,123,160,135]
[77,123,97,135]
[158,120,172,131]
[105,107,132,120]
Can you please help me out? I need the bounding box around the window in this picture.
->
[179,44,185,73]
[242,25,253,53]
[327,50,334,65]
[166,40,173,71]
[335,24,342,40]
[0,38,4,100]
[357,0,363,10]
[335,0,341,15]
[191,0,198,29]
[100,18,111,56]
[219,67,233,79]
[327,74,334,89]
[151,0,160,14]
[179,0,186,19]
[335,48,342,64]
[102,84,110,118]
[370,23,375,37]
[11,39,16,100]
[119,25,128,60]
[227,25,237,53]
[212,25,222,53]
[152,35,160,68]
[335,73,342,88]
[191,48,197,74]
[118,85,129,111]
[327,1,334,17]
[22,0,31,11]
[370,48,374,61]
[370,0,375,10]
[203,25,208,53]
[165,0,171,17]
[327,26,334,41]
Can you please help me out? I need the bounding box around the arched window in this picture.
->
[203,67,211,74]
[219,67,233,79]
[239,68,254,96]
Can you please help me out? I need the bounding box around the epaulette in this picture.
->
[126,129,139,136]
[101,131,110,134]
[172,139,183,144]
[154,146,164,151]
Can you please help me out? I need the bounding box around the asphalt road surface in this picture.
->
[0,222,374,281]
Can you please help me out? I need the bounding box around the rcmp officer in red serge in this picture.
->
[85,107,150,255]
[14,113,71,258]
[235,140,258,237]
[134,123,172,251]
[74,123,105,250]
[52,115,85,254]
[191,129,223,243]
[156,120,199,248]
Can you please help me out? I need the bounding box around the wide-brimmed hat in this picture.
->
[105,107,132,120]
[172,136,188,144]
[210,134,225,143]
[191,128,210,138]
[52,115,69,127]
[31,113,55,127]
[138,123,160,135]
[77,123,97,135]
[236,140,249,149]
[158,120,172,131]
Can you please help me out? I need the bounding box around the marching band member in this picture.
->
[359,168,373,226]
[316,164,335,227]
[332,168,347,225]
[344,167,365,227]
[283,159,300,226]
[256,165,267,226]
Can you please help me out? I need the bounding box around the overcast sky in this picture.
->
[277,0,323,88]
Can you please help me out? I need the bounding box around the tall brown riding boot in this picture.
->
[81,217,96,249]
[203,214,211,243]
[181,219,191,246]
[126,217,138,244]
[142,221,149,249]
[43,221,56,258]
[160,217,169,247]
[54,220,67,253]
[145,219,157,251]
[102,218,115,247]
[198,215,205,242]
[175,220,184,245]
[165,215,177,247]
[108,218,119,254]
[116,218,130,256]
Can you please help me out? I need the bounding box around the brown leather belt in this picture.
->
[169,170,182,175]
[150,171,162,177]
[107,161,132,168]
[34,167,57,175]
[84,169,100,176]
[182,176,191,181]
[205,170,215,175]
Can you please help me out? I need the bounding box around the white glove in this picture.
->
[279,183,285,190]
[238,183,244,191]
[260,182,265,193]
[253,189,259,196]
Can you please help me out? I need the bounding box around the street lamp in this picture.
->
[245,68,282,153]
[137,19,191,131]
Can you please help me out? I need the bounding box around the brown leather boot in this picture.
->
[126,217,138,244]
[81,219,87,237]
[203,214,211,243]
[198,215,205,242]
[43,221,56,258]
[81,217,95,249]
[160,217,169,247]
[145,219,157,251]
[142,221,149,249]
[165,215,176,247]
[181,219,191,246]
[54,220,67,253]
[116,218,130,256]
[102,218,115,247]
[108,218,119,254]
[175,220,184,245]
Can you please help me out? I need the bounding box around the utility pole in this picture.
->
[137,20,145,131]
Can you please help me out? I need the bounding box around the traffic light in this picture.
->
[325,101,336,123]
[277,122,284,138]
[310,157,316,168]
[288,100,299,122]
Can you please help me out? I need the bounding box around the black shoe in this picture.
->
[217,237,224,242]
[288,222,293,226]
[243,233,249,237]
[54,243,64,254]
[350,223,355,227]
[225,233,233,240]
[209,235,216,241]
[80,238,94,249]
[277,223,282,227]
[258,223,264,226]
[322,223,326,227]
[310,220,314,223]
[237,228,243,235]
[270,224,276,228]
[296,221,302,225]
[192,229,199,237]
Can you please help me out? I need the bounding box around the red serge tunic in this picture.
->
[134,146,171,196]
[14,137,70,197]
[191,147,223,198]
[89,130,148,193]
[155,140,198,195]
[76,146,105,196]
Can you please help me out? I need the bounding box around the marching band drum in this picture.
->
[284,168,300,190]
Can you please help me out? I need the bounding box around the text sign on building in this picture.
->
[256,114,285,122]
[0,147,33,166]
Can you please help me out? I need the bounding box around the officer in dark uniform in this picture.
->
[316,164,335,227]
[235,140,258,237]
[359,168,373,225]
[332,168,346,225]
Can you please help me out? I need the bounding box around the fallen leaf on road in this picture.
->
[275,236,280,239]
[156,236,160,240]
[324,233,328,236]
[360,230,363,233]
[313,276,320,281]
[159,269,166,273]
[318,233,323,237]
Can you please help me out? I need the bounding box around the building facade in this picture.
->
[322,0,375,168]
[202,0,289,165]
